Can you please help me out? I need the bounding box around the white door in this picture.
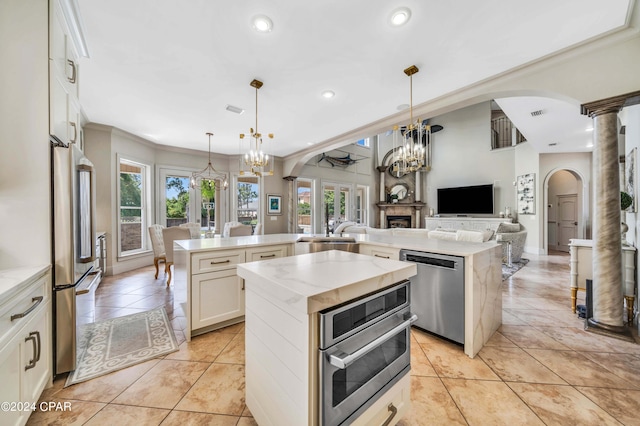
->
[557,194,578,252]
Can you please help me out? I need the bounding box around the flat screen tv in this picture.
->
[437,184,494,215]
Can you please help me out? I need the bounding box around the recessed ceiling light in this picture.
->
[586,142,594,148]
[397,104,409,111]
[321,90,335,99]
[389,7,411,26]
[252,15,273,32]
[585,127,594,132]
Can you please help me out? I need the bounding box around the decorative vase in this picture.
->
[621,220,629,243]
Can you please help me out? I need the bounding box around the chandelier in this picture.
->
[240,79,274,177]
[391,65,432,175]
[190,132,229,190]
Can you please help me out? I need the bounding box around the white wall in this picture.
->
[621,104,640,248]
[421,102,517,218]
[514,141,541,253]
[0,0,50,269]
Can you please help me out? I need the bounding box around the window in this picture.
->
[356,185,368,225]
[118,158,150,256]
[236,175,259,226]
[297,179,313,234]
[356,138,370,147]
[323,182,352,234]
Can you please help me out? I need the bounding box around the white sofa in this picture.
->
[334,222,494,243]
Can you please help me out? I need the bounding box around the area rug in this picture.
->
[65,307,179,387]
[502,258,530,281]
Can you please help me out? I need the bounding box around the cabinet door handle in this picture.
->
[11,296,43,321]
[374,254,390,259]
[24,332,38,370]
[33,331,41,363]
[382,403,398,426]
[211,259,230,265]
[260,254,276,259]
[67,59,76,83]
[70,121,77,143]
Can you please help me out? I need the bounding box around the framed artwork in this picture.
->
[517,173,535,215]
[626,147,637,212]
[267,194,282,215]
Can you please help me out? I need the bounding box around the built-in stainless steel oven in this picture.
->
[319,280,416,426]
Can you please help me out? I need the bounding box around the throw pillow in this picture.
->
[496,222,520,233]
[456,229,484,242]
[481,229,494,242]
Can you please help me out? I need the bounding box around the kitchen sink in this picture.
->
[295,236,359,255]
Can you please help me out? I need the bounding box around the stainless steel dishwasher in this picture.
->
[399,249,465,344]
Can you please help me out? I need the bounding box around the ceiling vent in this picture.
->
[225,104,244,114]
[530,110,543,117]
[548,142,558,146]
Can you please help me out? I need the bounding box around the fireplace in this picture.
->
[387,215,412,228]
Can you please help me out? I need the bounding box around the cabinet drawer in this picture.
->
[245,244,289,262]
[0,275,49,348]
[191,249,246,274]
[360,245,400,260]
[351,373,410,426]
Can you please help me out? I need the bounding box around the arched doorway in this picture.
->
[543,168,589,254]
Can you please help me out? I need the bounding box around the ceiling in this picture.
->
[76,0,633,158]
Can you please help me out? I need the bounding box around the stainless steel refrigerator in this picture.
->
[51,139,99,375]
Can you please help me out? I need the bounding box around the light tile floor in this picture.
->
[29,251,640,425]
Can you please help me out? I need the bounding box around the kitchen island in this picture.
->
[237,250,416,426]
[174,233,502,358]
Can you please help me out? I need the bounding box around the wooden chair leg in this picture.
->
[166,262,172,286]
[154,257,160,279]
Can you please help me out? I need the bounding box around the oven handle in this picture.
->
[329,313,418,370]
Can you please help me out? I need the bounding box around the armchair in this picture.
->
[179,222,201,239]
[161,227,191,286]
[228,224,253,237]
[148,224,166,279]
[495,222,527,265]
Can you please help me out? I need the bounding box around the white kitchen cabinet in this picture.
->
[49,0,81,146]
[0,267,51,426]
[191,269,244,331]
[180,242,294,339]
[359,245,400,260]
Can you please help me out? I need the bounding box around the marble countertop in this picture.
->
[237,250,416,314]
[0,265,50,301]
[176,232,498,258]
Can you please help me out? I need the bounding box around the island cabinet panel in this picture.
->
[245,286,311,426]
[359,245,400,260]
[191,269,245,330]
